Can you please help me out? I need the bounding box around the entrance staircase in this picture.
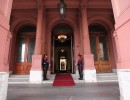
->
[8,73,118,84]
[8,75,56,84]
[8,75,30,84]
[96,73,118,82]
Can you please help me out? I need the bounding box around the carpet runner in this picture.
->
[53,73,75,86]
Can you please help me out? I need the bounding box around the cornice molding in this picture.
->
[81,0,88,5]
[37,0,45,9]
[7,31,12,39]
[12,0,112,9]
[113,30,118,38]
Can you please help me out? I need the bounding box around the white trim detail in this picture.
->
[0,72,9,100]
[117,69,130,100]
[83,69,97,82]
[29,70,43,83]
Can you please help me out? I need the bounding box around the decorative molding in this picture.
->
[48,16,78,33]
[12,0,112,9]
[10,16,36,33]
[37,0,45,9]
[116,19,130,31]
[113,30,117,38]
[0,23,9,31]
[7,31,12,39]
[88,16,114,31]
[80,0,88,9]
[81,0,88,5]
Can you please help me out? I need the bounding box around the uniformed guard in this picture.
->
[77,54,83,80]
[42,54,49,80]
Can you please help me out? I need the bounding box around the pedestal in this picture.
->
[29,55,43,83]
[30,70,43,83]
[84,69,97,82]
[83,54,97,82]
[0,72,9,100]
[117,69,130,100]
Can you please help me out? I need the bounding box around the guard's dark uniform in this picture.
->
[77,56,83,80]
[42,57,49,80]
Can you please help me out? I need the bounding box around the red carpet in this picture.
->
[53,73,75,86]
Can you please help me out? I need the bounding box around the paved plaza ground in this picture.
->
[7,82,120,100]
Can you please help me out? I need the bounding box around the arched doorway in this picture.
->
[51,23,74,74]
[14,26,36,74]
[89,24,112,73]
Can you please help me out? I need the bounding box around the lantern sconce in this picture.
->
[57,0,67,19]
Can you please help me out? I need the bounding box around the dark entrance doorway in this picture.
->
[51,23,74,74]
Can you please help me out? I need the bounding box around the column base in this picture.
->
[29,70,43,83]
[112,69,117,73]
[0,72,9,100]
[117,69,130,100]
[9,71,13,75]
[84,69,97,82]
[30,54,43,83]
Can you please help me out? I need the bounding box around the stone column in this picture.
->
[4,31,12,70]
[113,31,130,100]
[0,0,13,99]
[111,0,130,99]
[30,5,44,83]
[0,31,12,100]
[74,29,80,77]
[42,12,46,54]
[80,1,97,82]
[113,31,121,68]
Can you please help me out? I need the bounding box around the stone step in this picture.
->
[71,74,85,83]
[97,73,117,76]
[72,73,118,82]
[96,73,118,82]
[9,75,29,78]
[8,73,118,84]
[8,79,29,82]
[8,75,30,84]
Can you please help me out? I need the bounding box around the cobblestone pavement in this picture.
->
[7,82,120,100]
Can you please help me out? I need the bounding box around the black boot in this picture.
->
[43,70,48,80]
[79,73,83,80]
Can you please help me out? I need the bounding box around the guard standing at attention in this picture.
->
[42,54,49,80]
[77,54,83,80]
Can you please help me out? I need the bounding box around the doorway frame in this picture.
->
[51,23,75,74]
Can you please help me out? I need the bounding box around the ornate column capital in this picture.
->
[80,0,88,7]
[37,0,45,10]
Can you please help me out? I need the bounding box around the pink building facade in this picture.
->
[0,0,130,100]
